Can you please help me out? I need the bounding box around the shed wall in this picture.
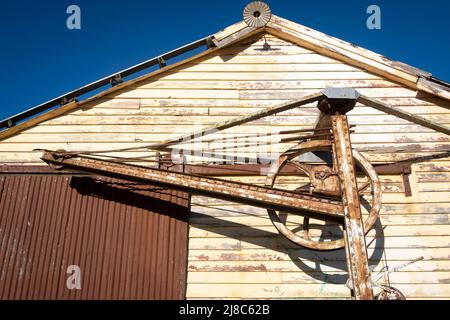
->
[0,32,449,299]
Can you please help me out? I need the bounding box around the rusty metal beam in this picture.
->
[332,115,374,300]
[149,161,410,177]
[358,95,450,136]
[41,150,344,222]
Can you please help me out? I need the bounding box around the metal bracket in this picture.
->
[158,57,166,68]
[110,74,124,87]
[156,152,185,173]
[318,88,360,115]
[206,37,216,49]
[401,166,413,197]
[60,97,78,106]
[374,162,413,197]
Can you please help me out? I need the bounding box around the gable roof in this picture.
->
[1,13,449,141]
[217,15,450,99]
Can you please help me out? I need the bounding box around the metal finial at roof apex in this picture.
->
[243,1,272,28]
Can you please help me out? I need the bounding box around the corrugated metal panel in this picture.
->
[0,171,189,300]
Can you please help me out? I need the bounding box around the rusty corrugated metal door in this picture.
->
[0,169,189,300]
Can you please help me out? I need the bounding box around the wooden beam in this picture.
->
[213,26,259,48]
[151,91,324,150]
[213,20,249,41]
[358,95,450,136]
[417,78,450,102]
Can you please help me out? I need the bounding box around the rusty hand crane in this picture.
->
[40,88,450,300]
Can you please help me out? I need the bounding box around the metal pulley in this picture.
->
[265,140,382,251]
[243,1,272,27]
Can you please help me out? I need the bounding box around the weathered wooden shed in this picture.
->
[1,3,450,299]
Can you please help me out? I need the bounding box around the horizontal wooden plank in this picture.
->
[135,80,238,90]
[349,105,450,116]
[417,172,450,183]
[203,106,448,118]
[191,202,450,217]
[187,259,450,273]
[188,247,450,262]
[160,71,382,81]
[187,271,450,285]
[217,45,315,55]
[131,97,447,108]
[20,124,271,134]
[247,235,450,250]
[175,62,359,72]
[4,133,198,143]
[134,79,399,90]
[44,115,238,125]
[360,151,450,163]
[0,152,158,164]
[191,190,450,204]
[43,105,450,120]
[418,183,450,192]
[410,191,450,203]
[202,53,341,64]
[189,224,450,238]
[5,131,449,144]
[190,183,450,204]
[186,282,349,298]
[75,107,210,116]
[351,133,450,143]
[414,162,450,172]
[0,142,164,152]
[188,271,282,284]
[82,98,141,110]
[114,88,240,99]
[33,114,450,126]
[187,235,450,251]
[1,142,449,165]
[189,213,450,228]
[23,123,448,135]
[239,88,420,100]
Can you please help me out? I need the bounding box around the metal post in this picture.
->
[331,115,374,300]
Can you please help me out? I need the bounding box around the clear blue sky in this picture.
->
[1,0,449,121]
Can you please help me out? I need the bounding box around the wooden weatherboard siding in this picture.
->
[1,32,449,299]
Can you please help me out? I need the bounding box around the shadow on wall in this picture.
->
[70,175,385,286]
[189,209,385,286]
[286,219,384,285]
[69,176,189,222]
